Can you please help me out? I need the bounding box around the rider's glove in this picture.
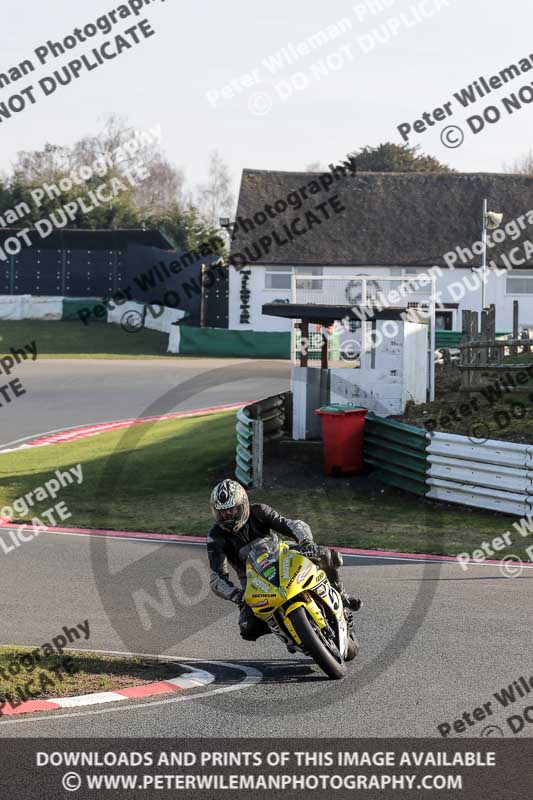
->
[299,542,322,561]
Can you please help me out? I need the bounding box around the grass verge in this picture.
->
[0,320,173,359]
[0,409,530,562]
[0,646,184,706]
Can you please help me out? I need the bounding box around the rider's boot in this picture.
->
[328,550,363,612]
[341,591,363,612]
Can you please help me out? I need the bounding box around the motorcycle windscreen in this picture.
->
[249,534,281,587]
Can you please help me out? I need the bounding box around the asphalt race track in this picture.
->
[0,359,532,738]
[0,358,290,448]
[1,531,532,738]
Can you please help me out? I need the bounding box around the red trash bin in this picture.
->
[315,405,368,476]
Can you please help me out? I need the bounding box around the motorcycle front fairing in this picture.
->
[243,534,349,658]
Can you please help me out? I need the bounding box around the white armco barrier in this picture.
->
[27,296,63,320]
[168,324,181,353]
[107,301,145,326]
[143,304,186,334]
[107,302,186,335]
[0,295,62,320]
[426,432,533,516]
[0,295,30,319]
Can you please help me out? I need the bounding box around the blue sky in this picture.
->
[0,0,531,196]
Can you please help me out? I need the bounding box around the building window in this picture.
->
[264,266,323,290]
[265,266,291,290]
[295,267,323,290]
[506,273,533,294]
[436,310,453,330]
[390,267,422,276]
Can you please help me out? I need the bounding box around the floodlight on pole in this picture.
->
[481,200,503,312]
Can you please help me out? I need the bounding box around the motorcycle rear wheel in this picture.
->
[289,606,347,679]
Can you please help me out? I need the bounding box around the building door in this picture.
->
[436,310,453,330]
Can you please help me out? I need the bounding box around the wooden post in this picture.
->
[488,305,496,364]
[521,329,528,356]
[512,300,519,356]
[320,326,329,369]
[462,309,470,340]
[300,320,309,367]
[470,310,478,341]
[200,264,207,328]
[489,304,496,339]
[480,309,488,366]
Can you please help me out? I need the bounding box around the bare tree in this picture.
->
[197,150,234,226]
[4,115,220,245]
[134,156,186,211]
[12,116,152,181]
[71,114,153,172]
[73,116,188,211]
[503,149,533,175]
[12,143,75,183]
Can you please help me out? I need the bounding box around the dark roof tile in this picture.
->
[231,169,533,267]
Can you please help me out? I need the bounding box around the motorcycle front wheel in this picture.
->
[289,606,347,680]
[345,634,360,662]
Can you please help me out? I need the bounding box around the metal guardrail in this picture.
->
[363,416,533,514]
[426,432,533,516]
[237,399,533,515]
[363,413,430,496]
[235,393,291,488]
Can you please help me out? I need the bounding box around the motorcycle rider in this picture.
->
[208,479,362,642]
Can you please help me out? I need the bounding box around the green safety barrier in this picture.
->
[363,413,430,497]
[235,408,255,487]
[293,329,341,361]
[62,297,103,320]
[435,330,510,349]
[235,394,289,488]
[179,327,291,359]
[434,331,463,349]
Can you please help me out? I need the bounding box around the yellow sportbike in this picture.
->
[244,534,359,679]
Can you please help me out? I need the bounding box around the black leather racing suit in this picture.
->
[207,503,344,640]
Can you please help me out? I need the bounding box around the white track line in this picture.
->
[20,527,206,548]
[0,419,130,451]
[11,526,533,569]
[0,403,246,452]
[0,654,263,726]
[342,552,533,568]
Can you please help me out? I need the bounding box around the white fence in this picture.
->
[168,325,181,354]
[0,295,63,320]
[144,305,186,334]
[292,274,437,403]
[107,302,185,340]
[427,432,533,516]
